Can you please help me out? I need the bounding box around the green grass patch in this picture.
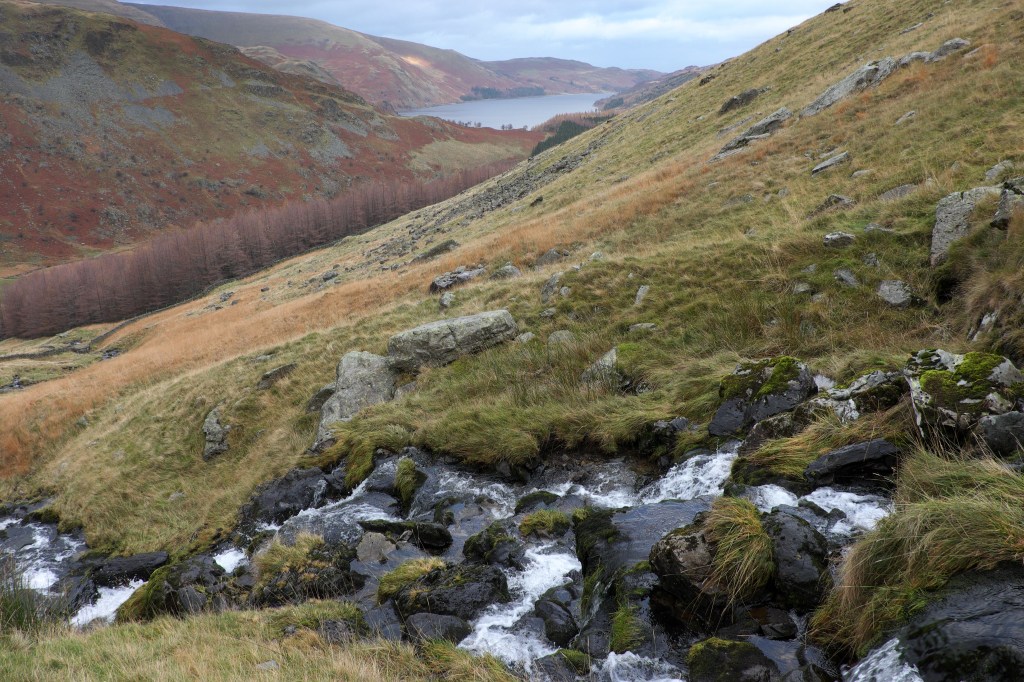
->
[518,510,570,538]
[376,558,445,604]
[610,603,645,654]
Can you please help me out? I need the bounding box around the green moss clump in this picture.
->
[514,490,559,514]
[394,457,425,511]
[377,558,445,604]
[519,510,571,538]
[919,352,1009,415]
[610,603,644,653]
[687,638,763,682]
[116,565,172,623]
[556,649,592,674]
[720,357,802,401]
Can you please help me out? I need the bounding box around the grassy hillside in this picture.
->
[2,0,1023,668]
[0,0,537,266]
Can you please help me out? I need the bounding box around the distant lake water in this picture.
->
[399,92,611,130]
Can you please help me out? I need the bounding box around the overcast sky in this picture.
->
[132,1,842,71]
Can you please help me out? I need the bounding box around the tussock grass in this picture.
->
[704,498,773,602]
[376,558,445,604]
[811,449,1024,656]
[519,510,571,538]
[0,603,514,681]
[254,533,326,589]
[746,401,916,480]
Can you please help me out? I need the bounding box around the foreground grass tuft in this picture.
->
[704,497,774,602]
[376,558,446,604]
[811,449,1024,656]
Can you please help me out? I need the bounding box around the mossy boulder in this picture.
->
[519,510,571,538]
[393,563,511,620]
[514,490,560,514]
[709,357,817,437]
[648,519,730,626]
[253,544,364,608]
[462,519,524,568]
[117,555,241,622]
[907,350,1024,437]
[686,637,782,682]
[357,519,452,552]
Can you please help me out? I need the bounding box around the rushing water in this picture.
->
[843,638,923,682]
[399,92,612,129]
[2,432,894,676]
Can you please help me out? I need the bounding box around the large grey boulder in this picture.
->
[387,310,518,372]
[804,439,900,487]
[927,38,970,61]
[802,58,897,117]
[719,87,764,115]
[202,408,230,461]
[979,412,1024,457]
[540,272,564,304]
[930,186,1000,265]
[316,352,397,448]
[763,510,829,610]
[490,262,523,280]
[811,151,850,175]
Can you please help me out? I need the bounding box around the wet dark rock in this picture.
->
[762,510,829,610]
[404,612,472,644]
[888,564,1024,681]
[636,417,697,459]
[649,520,727,626]
[515,491,560,514]
[257,363,296,390]
[709,357,817,437]
[463,519,525,568]
[92,552,169,586]
[534,651,590,681]
[394,563,510,620]
[357,519,453,552]
[578,500,711,579]
[238,467,340,529]
[364,601,403,641]
[748,606,798,640]
[804,439,900,488]
[575,607,613,658]
[534,594,579,646]
[254,544,363,607]
[739,411,807,456]
[117,555,236,620]
[687,637,782,682]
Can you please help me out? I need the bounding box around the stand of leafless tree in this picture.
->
[1,162,514,339]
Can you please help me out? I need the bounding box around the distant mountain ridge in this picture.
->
[0,0,538,266]
[32,0,663,109]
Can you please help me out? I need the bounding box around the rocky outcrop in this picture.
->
[811,151,850,175]
[714,108,792,159]
[801,58,896,117]
[253,544,363,607]
[92,552,169,587]
[541,272,564,304]
[490,263,523,280]
[463,519,525,569]
[257,363,296,390]
[387,310,519,372]
[719,88,764,115]
[809,194,856,216]
[429,265,485,293]
[117,555,240,621]
[930,186,1000,265]
[202,408,230,461]
[906,350,1024,438]
[826,370,907,414]
[315,351,397,449]
[238,467,343,529]
[709,357,817,436]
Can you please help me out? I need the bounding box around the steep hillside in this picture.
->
[0,0,538,266]
[595,65,706,111]
[3,0,1024,679]
[122,2,662,109]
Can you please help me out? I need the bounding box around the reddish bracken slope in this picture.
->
[0,1,539,266]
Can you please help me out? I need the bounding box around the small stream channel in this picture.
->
[2,440,899,680]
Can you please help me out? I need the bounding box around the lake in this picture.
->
[399,92,611,130]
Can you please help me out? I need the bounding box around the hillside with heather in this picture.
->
[3,0,1024,680]
[0,0,538,269]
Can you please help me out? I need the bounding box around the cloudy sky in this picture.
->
[132,1,841,71]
